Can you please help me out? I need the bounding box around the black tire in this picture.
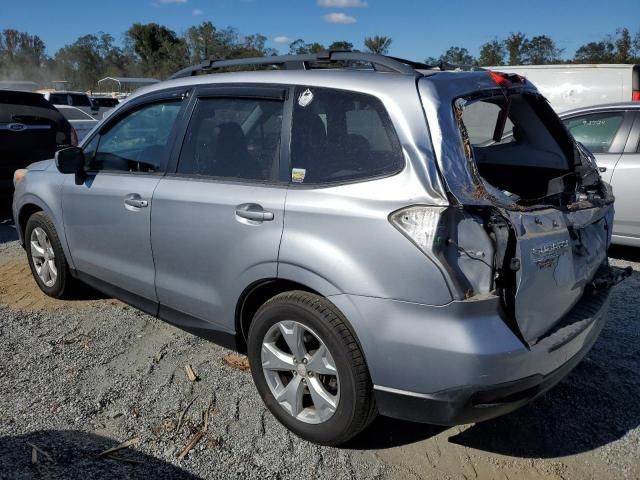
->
[25,211,76,298]
[247,290,376,446]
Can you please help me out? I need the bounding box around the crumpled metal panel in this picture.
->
[418,72,541,208]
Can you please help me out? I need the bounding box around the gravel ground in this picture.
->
[1,203,639,480]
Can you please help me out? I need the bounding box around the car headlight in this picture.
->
[13,169,27,187]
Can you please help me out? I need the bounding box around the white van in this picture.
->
[493,64,640,113]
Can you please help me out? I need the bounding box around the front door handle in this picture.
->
[235,203,274,222]
[124,194,149,209]
[598,166,607,173]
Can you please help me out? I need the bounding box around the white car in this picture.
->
[41,91,100,118]
[55,105,99,142]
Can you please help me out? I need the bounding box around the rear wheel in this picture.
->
[247,291,376,446]
[25,212,75,298]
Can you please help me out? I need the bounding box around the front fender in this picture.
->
[14,175,75,270]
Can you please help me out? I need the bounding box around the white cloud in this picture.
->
[192,8,204,15]
[273,36,291,44]
[318,0,367,7]
[158,0,187,4]
[323,12,357,24]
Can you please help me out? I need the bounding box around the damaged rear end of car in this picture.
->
[417,70,630,348]
[371,69,632,426]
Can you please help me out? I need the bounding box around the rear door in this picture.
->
[62,89,188,311]
[608,111,640,242]
[562,109,633,183]
[151,85,288,333]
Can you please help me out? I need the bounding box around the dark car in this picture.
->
[0,90,74,194]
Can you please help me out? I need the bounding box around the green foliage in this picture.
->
[0,29,48,84]
[4,20,640,93]
[425,46,477,67]
[573,27,639,63]
[478,39,505,66]
[125,23,187,79]
[574,40,616,63]
[521,35,564,64]
[504,32,527,65]
[364,35,392,55]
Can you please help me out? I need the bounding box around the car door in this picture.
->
[151,85,289,336]
[608,111,640,243]
[61,89,189,312]
[562,109,633,184]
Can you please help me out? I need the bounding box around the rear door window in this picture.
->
[290,86,403,184]
[177,97,283,182]
[563,112,625,153]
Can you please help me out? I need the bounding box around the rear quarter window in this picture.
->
[290,86,404,185]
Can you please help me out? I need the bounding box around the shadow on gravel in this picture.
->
[346,416,446,449]
[350,268,640,457]
[449,270,640,458]
[0,430,202,479]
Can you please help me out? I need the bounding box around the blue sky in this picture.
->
[2,0,639,60]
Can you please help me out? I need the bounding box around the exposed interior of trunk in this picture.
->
[460,92,581,205]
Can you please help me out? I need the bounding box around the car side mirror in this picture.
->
[55,146,85,175]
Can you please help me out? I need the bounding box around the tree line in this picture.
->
[428,28,640,67]
[0,22,639,92]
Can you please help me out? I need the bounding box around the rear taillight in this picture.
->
[389,206,447,255]
[632,90,640,101]
[70,127,78,146]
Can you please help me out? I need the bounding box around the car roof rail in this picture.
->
[169,51,427,79]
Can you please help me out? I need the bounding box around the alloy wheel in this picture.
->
[261,320,340,424]
[30,227,57,287]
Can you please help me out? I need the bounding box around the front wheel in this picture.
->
[247,291,376,446]
[25,211,75,298]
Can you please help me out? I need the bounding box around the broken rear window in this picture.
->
[455,93,576,201]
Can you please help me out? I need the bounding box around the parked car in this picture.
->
[0,89,74,196]
[12,52,629,446]
[56,105,99,142]
[493,64,640,112]
[90,96,119,119]
[560,102,640,247]
[41,91,99,118]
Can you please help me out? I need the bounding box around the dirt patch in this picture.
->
[0,255,115,312]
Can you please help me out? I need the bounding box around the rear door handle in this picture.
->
[598,166,607,172]
[124,194,149,209]
[235,203,274,222]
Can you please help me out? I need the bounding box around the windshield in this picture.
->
[59,107,95,121]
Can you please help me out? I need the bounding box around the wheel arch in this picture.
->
[16,195,76,271]
[235,276,368,371]
[18,203,44,242]
[235,278,320,353]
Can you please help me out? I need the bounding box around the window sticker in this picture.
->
[291,168,306,183]
[298,88,314,108]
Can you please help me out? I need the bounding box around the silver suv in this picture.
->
[12,52,629,446]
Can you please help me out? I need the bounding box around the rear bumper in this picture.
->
[329,283,611,425]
